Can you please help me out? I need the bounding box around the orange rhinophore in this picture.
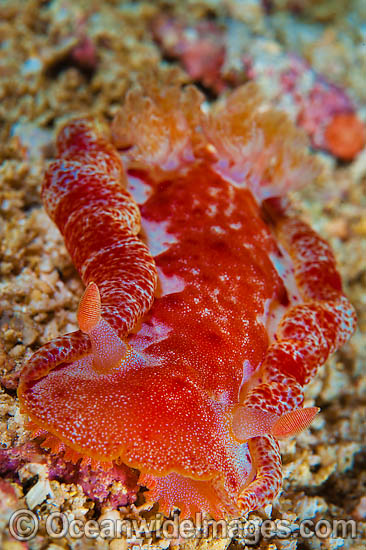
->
[77,282,102,333]
[18,78,356,519]
[232,405,320,441]
[77,282,130,374]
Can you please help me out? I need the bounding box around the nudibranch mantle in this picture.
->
[18,77,356,518]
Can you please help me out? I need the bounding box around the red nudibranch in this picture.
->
[18,77,356,518]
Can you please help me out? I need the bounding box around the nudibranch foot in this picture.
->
[140,472,238,519]
[42,118,158,338]
[238,200,356,423]
[26,420,115,471]
[18,331,91,397]
[237,436,282,514]
[43,441,115,472]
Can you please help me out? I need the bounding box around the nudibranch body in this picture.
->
[18,79,356,518]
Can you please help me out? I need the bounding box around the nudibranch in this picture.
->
[18,77,356,518]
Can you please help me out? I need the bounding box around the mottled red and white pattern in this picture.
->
[19,80,356,519]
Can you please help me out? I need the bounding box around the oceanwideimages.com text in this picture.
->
[8,509,360,544]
